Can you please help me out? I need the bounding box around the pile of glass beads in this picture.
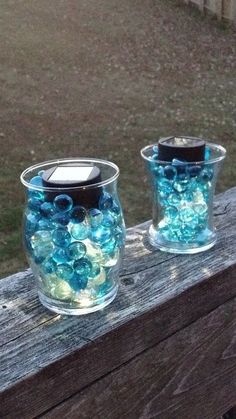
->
[150,146,214,245]
[24,172,125,304]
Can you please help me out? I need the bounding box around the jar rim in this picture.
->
[140,141,226,165]
[20,158,120,192]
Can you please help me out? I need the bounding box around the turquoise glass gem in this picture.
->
[167,192,181,206]
[71,222,89,240]
[38,170,45,177]
[165,206,178,221]
[89,262,101,278]
[152,164,164,178]
[101,237,117,254]
[30,176,43,187]
[158,178,173,195]
[37,219,53,231]
[69,273,88,291]
[90,225,112,245]
[66,242,86,261]
[194,202,208,216]
[28,197,42,212]
[188,165,202,178]
[52,228,71,247]
[199,168,214,183]
[205,146,211,161]
[56,264,74,281]
[163,165,177,181]
[152,153,159,160]
[102,212,116,227]
[88,208,103,227]
[40,202,56,218]
[153,145,159,154]
[53,194,73,212]
[52,248,69,264]
[25,211,41,235]
[173,179,189,193]
[179,205,196,223]
[31,230,54,258]
[99,192,113,211]
[73,258,92,278]
[41,258,56,275]
[70,206,86,223]
[52,212,70,226]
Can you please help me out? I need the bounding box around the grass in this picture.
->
[0,0,236,278]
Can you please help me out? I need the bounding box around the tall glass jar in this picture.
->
[141,141,226,254]
[21,158,126,315]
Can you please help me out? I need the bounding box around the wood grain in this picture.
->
[42,296,236,419]
[0,188,235,418]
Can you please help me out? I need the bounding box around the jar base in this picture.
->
[149,225,217,254]
[38,285,118,315]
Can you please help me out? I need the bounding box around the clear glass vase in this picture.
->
[141,141,226,254]
[21,158,126,315]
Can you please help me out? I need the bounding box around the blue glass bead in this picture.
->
[194,202,208,216]
[53,194,73,212]
[56,264,74,281]
[90,225,112,245]
[52,228,71,247]
[25,211,41,235]
[205,146,211,161]
[172,159,187,175]
[89,262,101,278]
[66,242,86,260]
[101,237,117,254]
[28,197,43,212]
[165,206,178,221]
[188,165,202,178]
[102,212,116,227]
[88,208,103,227]
[52,248,69,264]
[114,226,125,246]
[199,168,214,183]
[167,192,181,206]
[52,212,70,226]
[73,257,92,278]
[40,202,56,218]
[179,225,196,242]
[181,190,193,203]
[163,165,177,181]
[152,153,159,160]
[37,218,53,231]
[38,170,45,177]
[41,258,56,274]
[99,192,113,211]
[69,273,88,291]
[158,178,173,195]
[173,179,188,193]
[71,222,89,240]
[70,206,86,223]
[153,145,159,154]
[152,165,164,178]
[31,230,54,258]
[179,205,196,223]
[30,176,43,187]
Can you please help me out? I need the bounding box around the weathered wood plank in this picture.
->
[0,188,235,418]
[42,295,236,419]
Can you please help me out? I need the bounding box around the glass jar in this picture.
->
[141,141,226,254]
[20,158,126,315]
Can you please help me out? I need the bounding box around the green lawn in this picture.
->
[0,0,236,278]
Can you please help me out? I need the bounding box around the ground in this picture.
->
[0,0,235,277]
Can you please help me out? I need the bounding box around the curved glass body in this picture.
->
[141,142,226,254]
[21,158,126,315]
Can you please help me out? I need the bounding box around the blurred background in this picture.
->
[0,0,235,278]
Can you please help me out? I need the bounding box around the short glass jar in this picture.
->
[141,140,226,254]
[21,158,126,315]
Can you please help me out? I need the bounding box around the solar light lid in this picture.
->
[42,163,101,188]
[158,136,206,162]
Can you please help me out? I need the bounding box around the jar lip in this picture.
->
[20,158,120,192]
[140,142,226,165]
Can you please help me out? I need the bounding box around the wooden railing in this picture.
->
[0,187,236,418]
[183,0,236,23]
